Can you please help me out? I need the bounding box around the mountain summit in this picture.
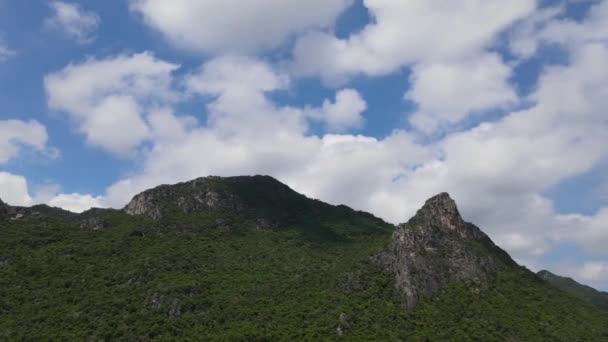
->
[374,192,516,308]
[1,176,607,340]
[123,175,328,227]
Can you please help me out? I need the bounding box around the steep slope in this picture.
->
[373,192,517,308]
[538,270,608,311]
[1,176,607,341]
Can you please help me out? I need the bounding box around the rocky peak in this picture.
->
[373,192,516,309]
[411,192,472,237]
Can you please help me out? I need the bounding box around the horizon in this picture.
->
[0,0,607,291]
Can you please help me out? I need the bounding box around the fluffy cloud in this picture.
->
[306,89,367,133]
[291,0,535,83]
[130,0,352,55]
[45,1,100,43]
[48,193,104,213]
[509,0,608,58]
[290,0,530,133]
[556,208,608,257]
[44,52,179,156]
[0,172,33,206]
[0,119,49,164]
[0,172,103,212]
[406,53,518,134]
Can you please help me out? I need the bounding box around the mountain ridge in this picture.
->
[538,269,608,311]
[1,175,607,340]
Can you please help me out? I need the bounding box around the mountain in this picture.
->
[1,176,607,341]
[538,270,608,311]
[372,192,517,308]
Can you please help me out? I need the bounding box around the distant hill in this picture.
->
[1,175,607,340]
[538,270,608,311]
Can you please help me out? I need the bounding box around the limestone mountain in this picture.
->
[1,176,607,340]
[538,269,608,311]
[373,192,517,308]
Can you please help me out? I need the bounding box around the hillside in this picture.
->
[538,270,608,311]
[1,176,607,341]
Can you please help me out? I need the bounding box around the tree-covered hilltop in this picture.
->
[538,269,608,312]
[1,176,607,341]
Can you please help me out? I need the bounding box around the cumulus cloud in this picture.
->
[509,0,608,58]
[556,208,608,257]
[130,0,352,55]
[0,172,33,206]
[48,193,104,213]
[0,172,103,212]
[291,0,535,83]
[290,0,530,133]
[306,89,367,133]
[406,53,518,134]
[45,1,100,44]
[0,119,49,164]
[44,52,179,156]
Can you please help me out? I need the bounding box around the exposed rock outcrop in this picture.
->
[373,193,516,308]
[123,176,255,220]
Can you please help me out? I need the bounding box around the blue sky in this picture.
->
[0,0,607,289]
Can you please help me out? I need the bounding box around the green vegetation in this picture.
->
[538,270,608,311]
[1,181,607,341]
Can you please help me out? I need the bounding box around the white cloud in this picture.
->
[509,0,608,58]
[185,55,307,138]
[83,95,150,155]
[291,0,535,83]
[45,1,100,44]
[130,0,352,55]
[290,0,530,132]
[0,172,103,213]
[44,52,179,156]
[306,89,367,133]
[556,208,608,257]
[48,193,104,213]
[0,119,49,164]
[406,53,518,134]
[508,5,564,59]
[0,172,33,206]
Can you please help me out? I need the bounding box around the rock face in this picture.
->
[124,176,244,220]
[373,193,516,308]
